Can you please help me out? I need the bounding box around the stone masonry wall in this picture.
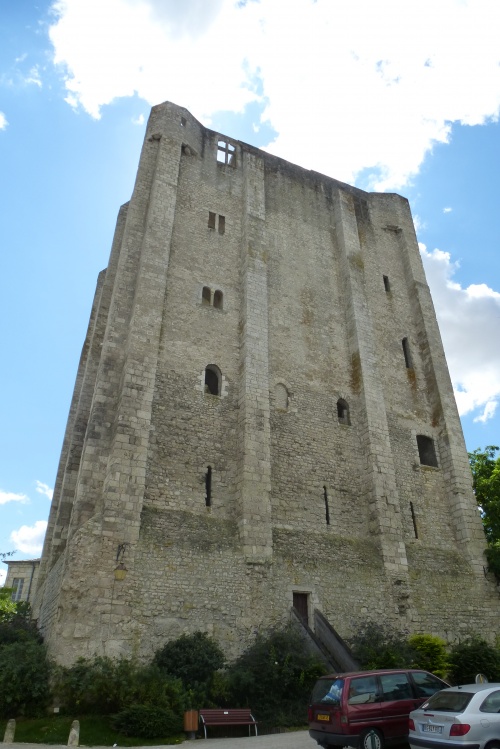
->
[35,101,499,666]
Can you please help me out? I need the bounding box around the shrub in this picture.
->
[112,704,183,738]
[350,620,415,669]
[227,624,325,728]
[0,639,51,717]
[54,657,186,715]
[409,634,449,679]
[0,600,41,647]
[54,656,135,714]
[154,631,225,706]
[448,636,500,684]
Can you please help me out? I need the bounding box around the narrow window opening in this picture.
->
[204,364,221,396]
[383,275,390,292]
[323,486,330,526]
[205,466,212,507]
[217,139,236,166]
[337,398,350,425]
[208,211,216,230]
[410,501,419,538]
[218,215,225,235]
[202,286,211,305]
[213,290,223,309]
[292,592,309,626]
[274,383,289,411]
[416,434,438,467]
[402,337,413,368]
[180,117,186,127]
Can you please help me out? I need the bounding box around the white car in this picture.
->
[409,683,500,749]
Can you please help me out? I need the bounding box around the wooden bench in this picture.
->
[198,708,258,739]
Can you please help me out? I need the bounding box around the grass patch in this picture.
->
[9,716,73,744]
[1,715,184,745]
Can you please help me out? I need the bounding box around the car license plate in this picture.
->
[423,725,443,734]
[317,714,330,722]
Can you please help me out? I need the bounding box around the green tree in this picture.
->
[448,636,500,685]
[0,587,17,621]
[227,624,325,728]
[0,639,51,717]
[350,620,415,669]
[469,446,500,577]
[154,631,225,706]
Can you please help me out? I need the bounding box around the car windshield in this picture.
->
[422,691,473,713]
[311,678,345,705]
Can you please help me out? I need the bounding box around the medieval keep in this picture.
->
[34,101,499,666]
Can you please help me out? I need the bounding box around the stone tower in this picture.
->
[34,102,499,665]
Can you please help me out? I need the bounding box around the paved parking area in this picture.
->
[2,732,318,749]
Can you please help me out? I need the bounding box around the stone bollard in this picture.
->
[67,719,80,747]
[3,719,16,743]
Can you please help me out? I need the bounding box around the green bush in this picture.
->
[154,631,225,707]
[409,634,449,679]
[448,636,500,684]
[350,620,415,669]
[0,639,51,717]
[54,657,186,715]
[54,656,135,714]
[485,542,500,579]
[227,624,325,728]
[112,705,183,738]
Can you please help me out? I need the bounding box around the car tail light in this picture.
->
[409,719,415,731]
[308,707,313,722]
[450,724,471,736]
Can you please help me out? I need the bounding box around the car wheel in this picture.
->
[360,728,384,749]
[486,743,500,749]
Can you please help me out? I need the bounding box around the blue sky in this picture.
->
[1,0,500,583]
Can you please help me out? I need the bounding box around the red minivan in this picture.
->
[308,669,448,749]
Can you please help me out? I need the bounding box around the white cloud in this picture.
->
[48,0,500,189]
[443,207,453,213]
[420,244,500,423]
[413,214,425,234]
[24,65,42,87]
[0,568,6,586]
[0,490,28,505]
[10,520,48,555]
[0,112,8,130]
[36,481,54,500]
[132,113,145,125]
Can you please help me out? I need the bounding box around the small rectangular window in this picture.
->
[218,215,225,235]
[208,211,216,230]
[180,117,186,127]
[383,275,390,292]
[417,435,438,467]
[11,577,24,602]
[217,139,236,166]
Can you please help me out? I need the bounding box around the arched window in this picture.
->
[204,364,221,396]
[213,290,223,309]
[202,286,211,305]
[337,398,350,425]
[274,383,289,411]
